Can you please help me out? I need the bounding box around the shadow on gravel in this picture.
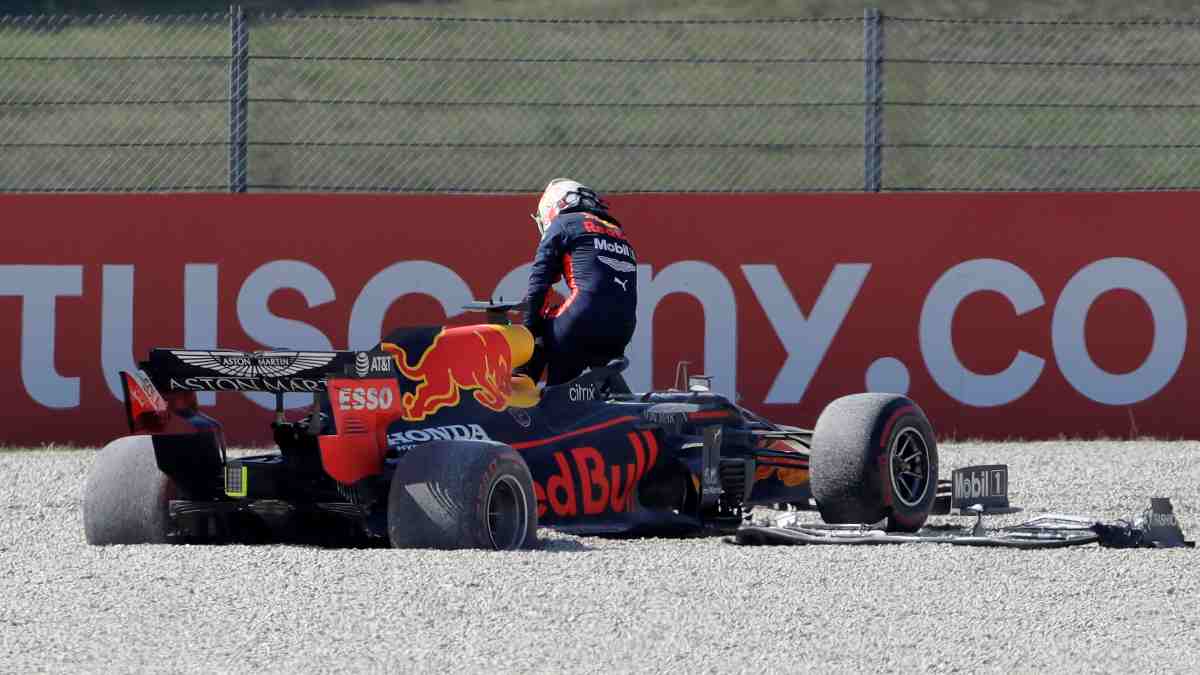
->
[536,538,593,553]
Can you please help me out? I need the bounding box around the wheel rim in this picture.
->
[889,426,931,507]
[485,475,528,550]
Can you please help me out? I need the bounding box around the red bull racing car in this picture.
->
[84,302,941,550]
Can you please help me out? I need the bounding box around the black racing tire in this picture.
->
[83,435,183,545]
[387,441,538,550]
[809,393,938,532]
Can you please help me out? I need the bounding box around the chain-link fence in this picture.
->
[2,10,1199,192]
[249,14,863,192]
[884,16,1200,190]
[0,14,230,191]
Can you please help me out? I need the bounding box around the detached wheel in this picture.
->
[809,394,938,532]
[387,441,538,550]
[84,435,182,545]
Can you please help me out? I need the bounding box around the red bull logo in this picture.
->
[381,325,533,422]
[532,431,660,518]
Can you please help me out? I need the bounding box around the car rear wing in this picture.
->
[116,347,378,439]
[139,348,363,395]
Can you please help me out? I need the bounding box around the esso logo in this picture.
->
[337,386,395,411]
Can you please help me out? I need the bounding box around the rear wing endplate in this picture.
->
[120,369,169,433]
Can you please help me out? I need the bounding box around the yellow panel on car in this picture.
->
[224,465,248,498]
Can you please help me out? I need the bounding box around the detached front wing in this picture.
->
[734,520,1099,549]
[733,497,1194,550]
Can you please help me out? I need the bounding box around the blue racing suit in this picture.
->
[520,209,638,385]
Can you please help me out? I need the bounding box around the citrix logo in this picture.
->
[569,383,595,402]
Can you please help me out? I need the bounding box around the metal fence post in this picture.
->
[228,5,249,193]
[863,8,884,192]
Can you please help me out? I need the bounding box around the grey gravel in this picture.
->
[1,441,1198,674]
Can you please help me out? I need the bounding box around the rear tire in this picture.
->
[809,393,938,532]
[387,441,538,550]
[83,435,182,545]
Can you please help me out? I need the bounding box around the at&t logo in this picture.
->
[354,352,393,377]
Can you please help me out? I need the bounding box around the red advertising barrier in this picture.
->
[0,192,1195,445]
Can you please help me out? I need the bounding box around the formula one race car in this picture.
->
[84,302,941,550]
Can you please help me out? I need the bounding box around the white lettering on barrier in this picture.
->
[743,263,870,404]
[627,261,738,398]
[919,259,1047,407]
[1051,257,1186,405]
[920,257,1187,407]
[236,260,336,410]
[11,255,1190,418]
[347,261,473,350]
[101,265,137,402]
[100,264,222,406]
[185,264,219,406]
[491,263,570,310]
[865,357,911,395]
[0,265,82,408]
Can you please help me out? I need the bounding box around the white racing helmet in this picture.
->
[531,178,605,238]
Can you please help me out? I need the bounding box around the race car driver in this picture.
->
[516,178,638,386]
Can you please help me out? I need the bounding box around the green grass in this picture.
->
[15,1,1200,20]
[2,0,1199,191]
